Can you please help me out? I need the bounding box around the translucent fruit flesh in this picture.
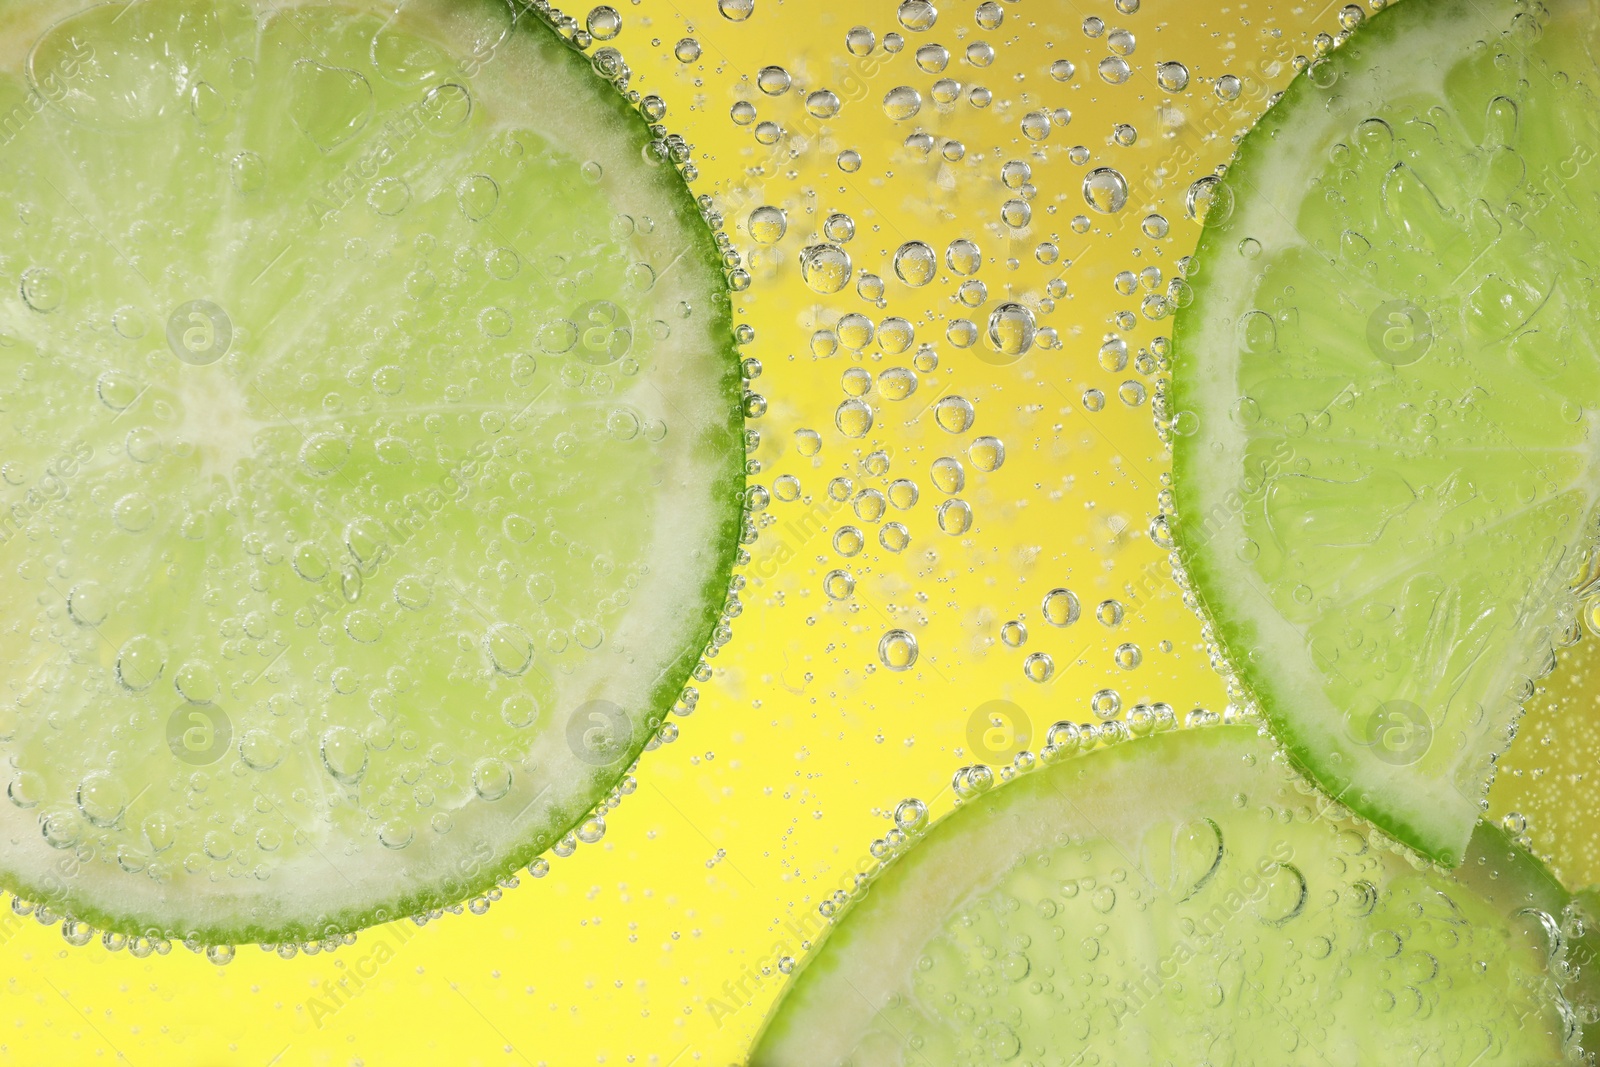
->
[0,0,741,943]
[1170,0,1600,864]
[751,726,1587,1065]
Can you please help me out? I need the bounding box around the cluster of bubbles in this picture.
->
[950,700,1243,795]
[693,0,1303,695]
[572,0,1379,708]
[568,0,1392,971]
[818,715,1259,927]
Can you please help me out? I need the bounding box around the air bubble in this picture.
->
[892,242,937,286]
[823,570,856,599]
[946,239,982,275]
[1083,167,1130,213]
[915,44,950,74]
[20,268,64,313]
[824,213,856,242]
[878,367,918,401]
[806,90,841,119]
[1186,175,1234,223]
[1042,589,1080,626]
[987,304,1036,357]
[934,396,976,433]
[968,436,1005,472]
[801,244,853,294]
[586,6,622,39]
[472,759,513,801]
[1157,61,1190,91]
[878,629,919,671]
[947,319,978,347]
[230,151,265,193]
[838,313,875,349]
[897,0,938,31]
[877,318,914,354]
[747,205,787,244]
[320,727,368,785]
[1092,689,1123,720]
[1098,56,1131,84]
[757,66,792,95]
[835,398,874,438]
[936,499,973,534]
[883,86,923,121]
[485,622,534,676]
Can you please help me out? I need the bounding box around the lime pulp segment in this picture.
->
[750,725,1587,1065]
[1170,0,1600,864]
[0,0,742,943]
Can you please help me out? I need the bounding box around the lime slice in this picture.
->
[1168,0,1600,864]
[0,0,742,944]
[750,726,1585,1064]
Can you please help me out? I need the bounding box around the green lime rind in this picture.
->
[1170,0,1600,864]
[749,724,1585,1065]
[0,0,742,953]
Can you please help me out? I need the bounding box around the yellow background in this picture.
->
[0,0,1356,1063]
